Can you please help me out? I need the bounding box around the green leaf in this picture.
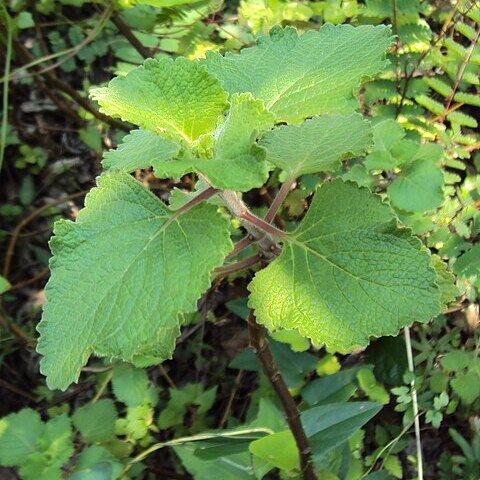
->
[91,58,228,144]
[431,255,458,310]
[249,430,298,471]
[37,172,232,391]
[357,369,390,404]
[451,372,480,404]
[0,409,43,466]
[112,362,155,407]
[365,119,406,171]
[384,455,402,479]
[21,414,74,480]
[0,411,73,479]
[0,275,10,295]
[204,24,393,124]
[102,129,183,176]
[270,329,310,352]
[453,244,480,277]
[174,445,255,480]
[248,180,441,353]
[440,350,470,372]
[260,114,371,177]
[72,445,122,478]
[387,159,444,212]
[73,399,117,443]
[302,368,360,406]
[116,404,153,440]
[194,93,274,191]
[301,402,382,459]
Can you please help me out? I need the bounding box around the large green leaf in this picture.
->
[204,24,392,124]
[91,58,228,144]
[37,172,232,390]
[260,113,371,177]
[195,93,274,191]
[248,180,441,352]
[102,129,183,176]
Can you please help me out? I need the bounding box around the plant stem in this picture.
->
[404,326,424,480]
[0,3,12,174]
[226,235,254,258]
[440,24,480,124]
[198,174,284,256]
[395,0,461,118]
[169,187,219,217]
[264,176,296,224]
[241,210,286,240]
[214,253,262,277]
[247,310,318,480]
[111,13,152,59]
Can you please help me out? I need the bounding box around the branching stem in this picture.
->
[264,176,296,224]
[226,235,255,259]
[214,254,263,277]
[247,310,317,480]
[169,187,219,218]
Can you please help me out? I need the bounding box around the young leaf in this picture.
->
[248,180,441,353]
[204,24,393,123]
[260,113,371,177]
[91,57,228,144]
[194,93,274,191]
[102,129,182,176]
[37,171,232,390]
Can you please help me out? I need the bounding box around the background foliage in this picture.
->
[0,0,479,479]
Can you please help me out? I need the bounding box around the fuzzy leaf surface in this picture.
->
[248,180,441,352]
[102,129,183,176]
[91,58,228,143]
[195,93,274,191]
[204,24,392,123]
[260,113,371,176]
[37,172,232,390]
